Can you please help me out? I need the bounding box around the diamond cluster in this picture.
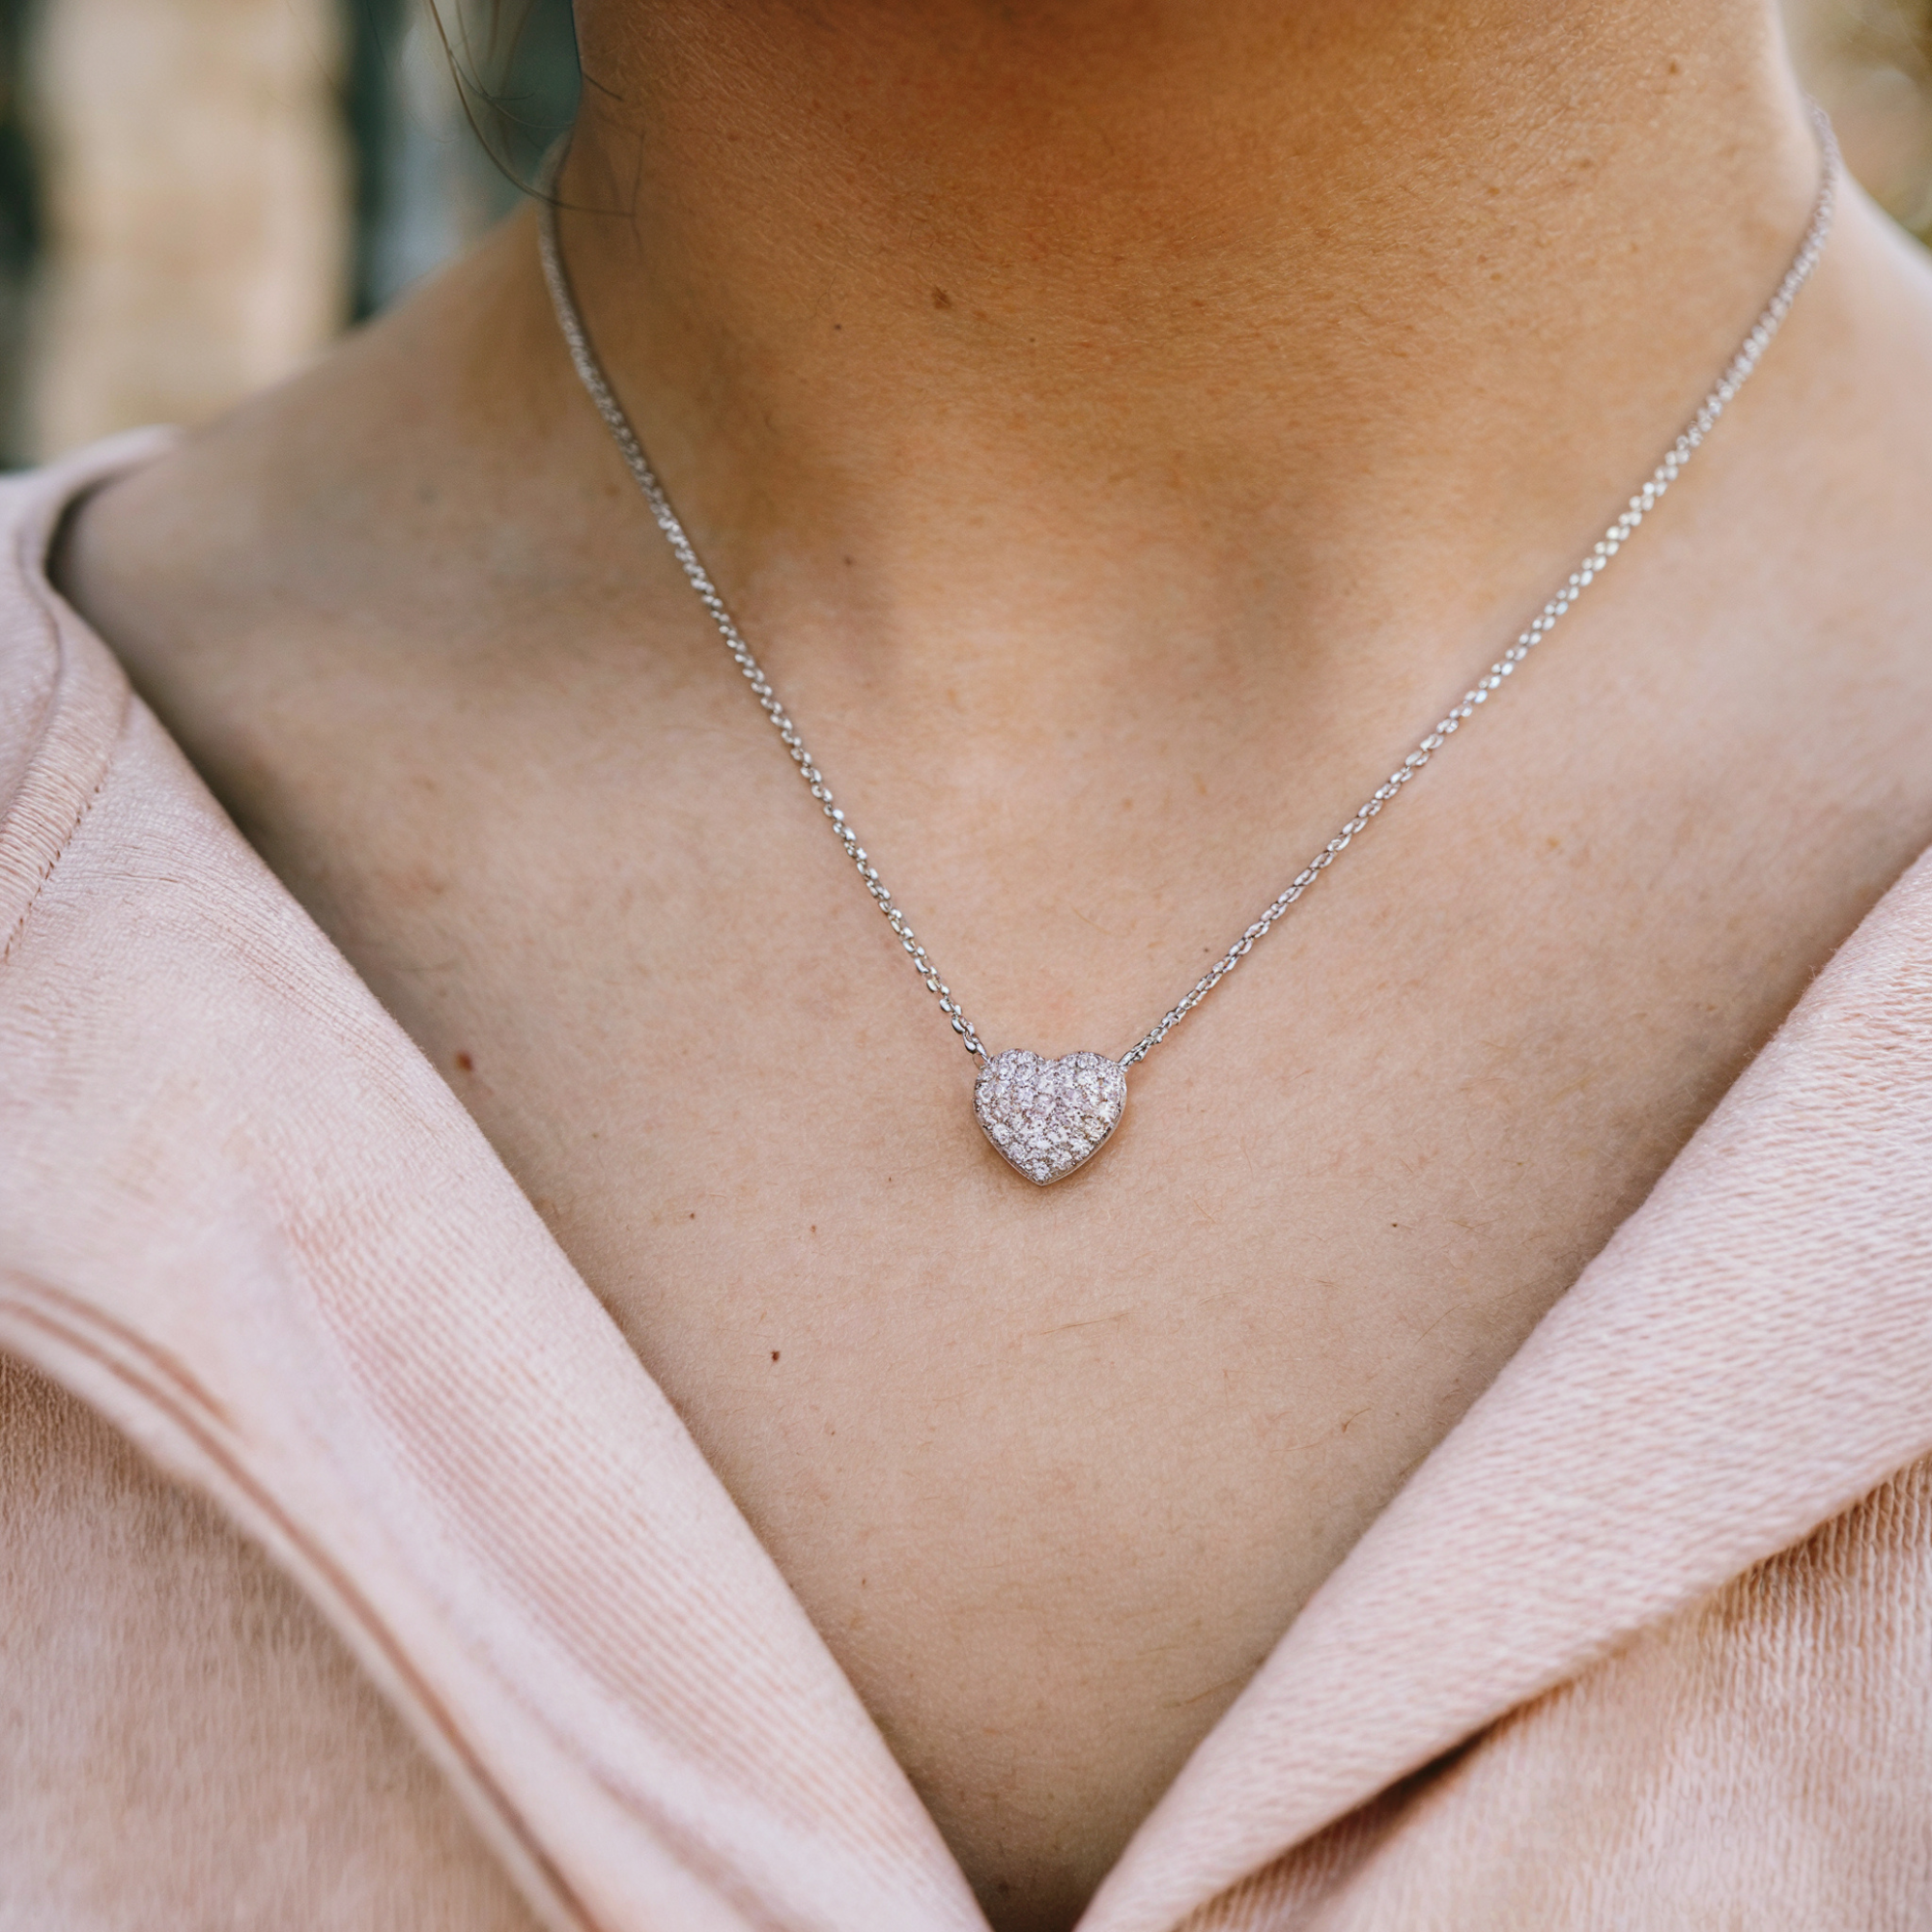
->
[973,1050,1127,1185]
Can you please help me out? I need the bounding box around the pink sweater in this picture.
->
[5,436,1932,1931]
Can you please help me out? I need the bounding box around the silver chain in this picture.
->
[538,112,1837,1070]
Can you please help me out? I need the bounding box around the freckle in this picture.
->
[842,556,853,567]
[689,1211,696,1220]
[454,1050,474,1072]
[810,1225,817,1235]
[772,1350,781,1362]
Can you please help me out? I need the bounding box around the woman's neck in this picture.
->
[556,0,1823,676]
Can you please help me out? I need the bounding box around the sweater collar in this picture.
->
[1090,847,1932,1926]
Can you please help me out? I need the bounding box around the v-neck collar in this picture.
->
[4,441,1931,1932]
[1084,841,1932,1925]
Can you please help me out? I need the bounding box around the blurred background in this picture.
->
[0,0,1925,469]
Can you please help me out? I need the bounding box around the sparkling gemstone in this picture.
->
[974,1050,1127,1186]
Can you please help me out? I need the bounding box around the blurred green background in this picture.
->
[0,0,1925,469]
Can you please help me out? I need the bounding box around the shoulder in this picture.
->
[0,432,169,781]
[47,206,709,967]
[1798,197,1932,599]
[0,432,174,952]
[53,202,636,720]
[48,208,682,896]
[1690,192,1932,849]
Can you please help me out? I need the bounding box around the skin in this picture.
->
[52,2,1932,1925]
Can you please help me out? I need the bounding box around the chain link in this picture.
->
[538,216,989,1057]
[538,110,1837,1072]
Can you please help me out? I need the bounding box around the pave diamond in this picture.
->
[973,1050,1127,1186]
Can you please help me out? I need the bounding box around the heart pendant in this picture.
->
[974,1049,1128,1186]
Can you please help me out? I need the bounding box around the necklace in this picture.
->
[538,119,1837,1186]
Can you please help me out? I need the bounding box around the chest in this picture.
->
[217,598,1926,1927]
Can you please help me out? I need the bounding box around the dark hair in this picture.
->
[429,0,581,185]
[345,0,581,316]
